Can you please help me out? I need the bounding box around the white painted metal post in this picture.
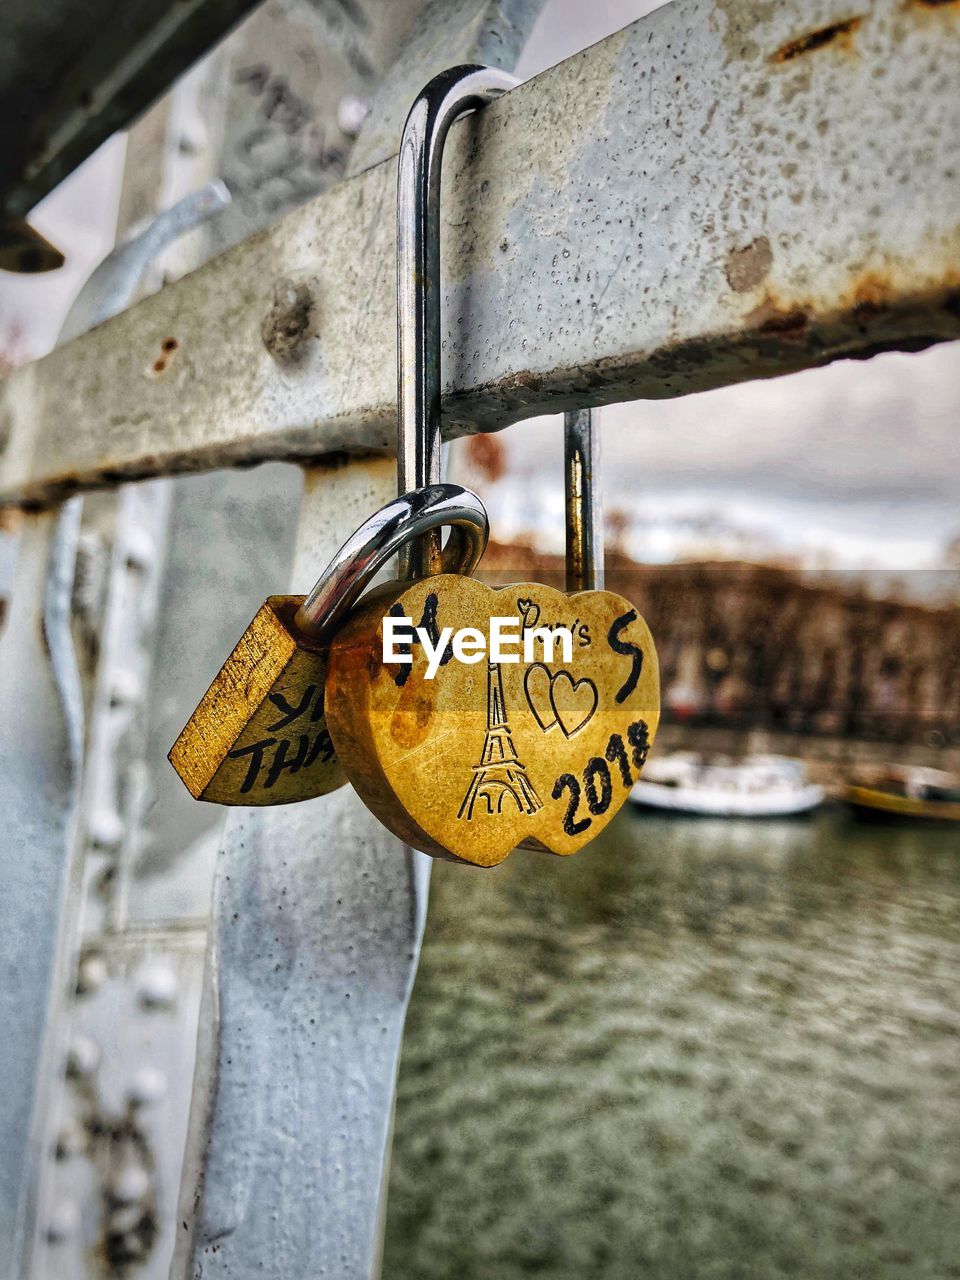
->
[0,187,224,1272]
[0,505,83,1274]
[21,7,435,1274]
[172,459,427,1279]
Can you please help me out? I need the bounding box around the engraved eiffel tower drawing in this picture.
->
[458,662,543,821]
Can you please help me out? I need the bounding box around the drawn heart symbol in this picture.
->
[524,664,555,731]
[525,665,598,737]
[326,577,660,867]
[516,598,540,629]
[549,669,598,737]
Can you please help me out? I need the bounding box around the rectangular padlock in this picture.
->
[168,595,344,805]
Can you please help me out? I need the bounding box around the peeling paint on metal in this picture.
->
[259,277,317,362]
[725,236,774,292]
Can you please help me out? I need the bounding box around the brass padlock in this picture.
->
[168,487,488,805]
[325,570,660,865]
[322,65,660,865]
[169,595,340,805]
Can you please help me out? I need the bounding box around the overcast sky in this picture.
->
[469,338,960,569]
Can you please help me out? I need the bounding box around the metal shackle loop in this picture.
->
[397,63,518,579]
[564,409,605,593]
[293,483,489,641]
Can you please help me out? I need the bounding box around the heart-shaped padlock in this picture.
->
[323,66,660,865]
[326,575,659,865]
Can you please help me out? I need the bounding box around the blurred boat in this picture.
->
[630,753,824,818]
[842,766,960,822]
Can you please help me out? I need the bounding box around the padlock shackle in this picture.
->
[397,63,517,579]
[564,409,605,592]
[294,483,489,641]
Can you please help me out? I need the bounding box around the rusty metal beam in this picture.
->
[2,0,959,508]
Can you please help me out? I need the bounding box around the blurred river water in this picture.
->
[384,806,960,1279]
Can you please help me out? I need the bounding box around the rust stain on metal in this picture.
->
[146,335,180,379]
[846,266,960,314]
[771,16,864,62]
[744,295,810,339]
[1,445,365,511]
[852,273,897,311]
[725,237,773,293]
[500,369,543,395]
[465,433,506,484]
[743,260,960,343]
